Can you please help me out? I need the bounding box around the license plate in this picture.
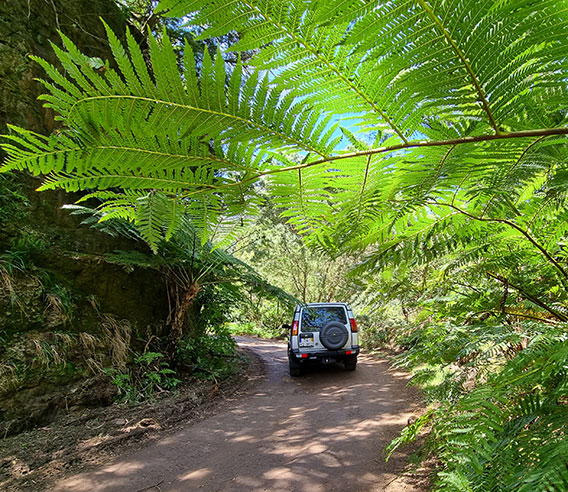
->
[299,335,314,347]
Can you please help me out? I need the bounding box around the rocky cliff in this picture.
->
[0,0,169,433]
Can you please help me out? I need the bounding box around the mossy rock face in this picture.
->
[0,166,169,341]
[0,1,169,333]
[0,1,172,430]
[0,311,136,433]
[0,0,129,135]
[0,372,118,437]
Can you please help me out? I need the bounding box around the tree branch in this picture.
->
[436,201,568,284]
[250,128,568,181]
[467,309,557,325]
[179,128,568,200]
[486,272,568,322]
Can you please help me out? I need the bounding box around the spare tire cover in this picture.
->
[320,321,349,350]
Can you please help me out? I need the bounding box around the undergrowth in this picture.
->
[107,350,181,403]
[226,321,285,339]
[385,320,568,491]
[177,328,238,381]
[0,315,133,396]
[106,329,239,404]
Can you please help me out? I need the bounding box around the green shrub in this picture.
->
[388,321,568,491]
[226,321,285,339]
[2,233,49,270]
[0,173,28,226]
[108,350,181,404]
[177,329,238,381]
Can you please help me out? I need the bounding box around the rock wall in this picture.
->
[0,0,168,331]
[0,0,170,431]
[0,0,128,134]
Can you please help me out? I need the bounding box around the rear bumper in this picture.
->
[290,346,359,362]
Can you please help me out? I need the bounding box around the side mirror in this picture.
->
[282,323,291,330]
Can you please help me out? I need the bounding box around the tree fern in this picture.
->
[428,334,568,492]
[0,24,341,250]
[3,2,568,253]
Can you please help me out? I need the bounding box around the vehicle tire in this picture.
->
[344,355,357,371]
[289,357,303,377]
[320,321,349,350]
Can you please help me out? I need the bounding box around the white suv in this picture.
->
[285,303,359,376]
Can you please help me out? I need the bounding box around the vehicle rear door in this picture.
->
[298,304,350,352]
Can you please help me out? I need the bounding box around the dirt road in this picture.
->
[51,338,428,492]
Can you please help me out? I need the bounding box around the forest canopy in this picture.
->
[2,0,567,256]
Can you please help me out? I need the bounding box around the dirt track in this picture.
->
[51,337,429,492]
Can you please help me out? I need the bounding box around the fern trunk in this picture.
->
[168,281,201,354]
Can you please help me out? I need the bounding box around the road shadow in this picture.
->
[50,338,430,492]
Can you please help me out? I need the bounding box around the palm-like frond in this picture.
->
[0,23,341,250]
[429,334,568,492]
[3,0,568,258]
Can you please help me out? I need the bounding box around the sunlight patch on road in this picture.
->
[262,466,296,480]
[179,467,212,481]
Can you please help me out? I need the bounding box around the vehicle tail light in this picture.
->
[301,353,308,358]
[292,320,299,336]
[349,318,358,332]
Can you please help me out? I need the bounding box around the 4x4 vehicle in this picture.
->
[285,303,359,377]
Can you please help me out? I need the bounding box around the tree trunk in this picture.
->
[401,304,410,323]
[168,282,201,355]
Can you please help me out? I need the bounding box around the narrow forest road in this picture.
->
[52,338,429,492]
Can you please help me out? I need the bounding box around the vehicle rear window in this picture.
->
[301,306,347,332]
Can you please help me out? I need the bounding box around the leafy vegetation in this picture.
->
[360,254,568,490]
[99,215,296,352]
[2,0,568,490]
[177,328,238,381]
[384,320,568,491]
[107,350,181,403]
[0,174,28,227]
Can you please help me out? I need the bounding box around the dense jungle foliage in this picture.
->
[2,0,568,490]
[0,0,292,438]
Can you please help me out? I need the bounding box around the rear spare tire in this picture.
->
[320,321,349,350]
